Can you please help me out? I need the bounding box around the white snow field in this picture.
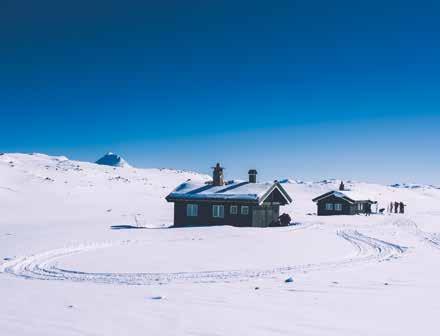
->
[1,153,440,335]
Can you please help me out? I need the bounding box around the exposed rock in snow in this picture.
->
[95,152,131,168]
[390,183,433,189]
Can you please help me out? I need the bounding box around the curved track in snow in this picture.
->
[392,217,440,250]
[0,230,406,285]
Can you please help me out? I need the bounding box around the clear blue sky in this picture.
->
[1,0,439,184]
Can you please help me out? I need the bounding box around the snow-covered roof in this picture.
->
[312,190,375,204]
[166,180,292,205]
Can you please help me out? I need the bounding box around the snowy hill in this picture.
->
[95,152,131,168]
[2,152,437,229]
[0,153,208,228]
[1,153,440,336]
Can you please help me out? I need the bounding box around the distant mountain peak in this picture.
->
[95,152,131,168]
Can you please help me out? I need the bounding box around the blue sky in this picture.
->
[1,1,439,183]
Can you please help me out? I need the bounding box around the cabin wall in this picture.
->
[173,202,282,227]
[173,201,254,227]
[316,195,352,216]
[352,202,372,215]
[316,196,373,216]
[264,188,288,204]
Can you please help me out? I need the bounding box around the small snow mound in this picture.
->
[278,179,303,184]
[95,152,131,168]
[30,153,69,161]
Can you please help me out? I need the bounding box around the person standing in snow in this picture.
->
[365,203,372,216]
[399,202,406,214]
[394,202,399,214]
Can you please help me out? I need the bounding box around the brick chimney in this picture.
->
[248,169,257,183]
[212,163,225,186]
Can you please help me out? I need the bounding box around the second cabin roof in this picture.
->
[312,190,376,204]
[166,180,292,205]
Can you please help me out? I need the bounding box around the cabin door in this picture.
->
[252,208,266,227]
[253,207,277,227]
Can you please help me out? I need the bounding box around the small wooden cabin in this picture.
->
[312,191,376,216]
[166,163,293,227]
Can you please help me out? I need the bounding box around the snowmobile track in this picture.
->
[392,218,440,250]
[0,230,406,285]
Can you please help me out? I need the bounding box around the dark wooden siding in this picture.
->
[173,201,281,227]
[173,201,253,227]
[316,195,371,216]
[316,195,354,216]
[264,188,287,204]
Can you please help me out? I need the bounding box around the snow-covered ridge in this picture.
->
[0,152,206,178]
[280,177,439,191]
[1,152,439,227]
[0,153,209,227]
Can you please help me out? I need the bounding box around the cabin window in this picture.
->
[358,203,363,211]
[325,203,334,211]
[241,206,249,215]
[212,205,224,218]
[186,204,198,217]
[334,204,342,211]
[230,205,238,215]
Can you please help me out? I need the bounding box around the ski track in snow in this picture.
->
[0,230,406,286]
[0,186,18,193]
[391,217,440,250]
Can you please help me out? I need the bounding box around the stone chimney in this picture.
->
[212,163,225,186]
[248,169,257,183]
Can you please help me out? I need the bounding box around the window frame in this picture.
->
[186,204,198,217]
[325,203,334,211]
[230,205,238,215]
[212,205,225,218]
[241,206,249,215]
[334,203,342,211]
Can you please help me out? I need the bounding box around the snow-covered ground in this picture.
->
[1,153,440,335]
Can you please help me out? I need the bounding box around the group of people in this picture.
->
[388,201,406,214]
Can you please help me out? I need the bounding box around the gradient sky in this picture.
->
[1,0,439,184]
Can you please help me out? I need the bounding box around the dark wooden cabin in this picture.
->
[312,190,376,216]
[166,163,293,227]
